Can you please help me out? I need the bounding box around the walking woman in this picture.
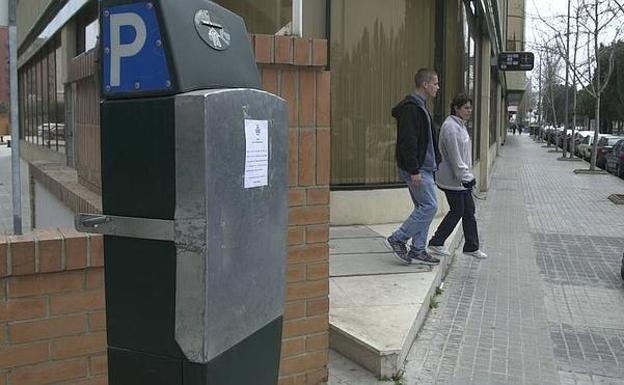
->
[427,94,487,259]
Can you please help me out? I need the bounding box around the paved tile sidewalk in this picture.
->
[403,135,624,385]
[330,134,624,385]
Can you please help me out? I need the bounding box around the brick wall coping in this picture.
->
[68,50,96,83]
[30,161,102,219]
[67,35,328,86]
[251,35,327,68]
[0,228,102,279]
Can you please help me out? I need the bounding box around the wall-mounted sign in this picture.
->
[498,52,534,71]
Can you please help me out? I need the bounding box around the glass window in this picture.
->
[75,1,98,55]
[41,52,49,147]
[55,39,66,154]
[463,0,480,161]
[213,0,292,34]
[303,0,326,38]
[84,20,99,52]
[442,1,466,121]
[489,59,498,146]
[18,35,65,153]
[330,0,436,186]
[48,45,57,151]
[37,53,43,144]
[18,71,24,140]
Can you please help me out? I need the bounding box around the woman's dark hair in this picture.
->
[450,93,472,116]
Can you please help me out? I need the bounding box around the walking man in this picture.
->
[387,68,441,265]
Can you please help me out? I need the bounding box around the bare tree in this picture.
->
[530,37,564,147]
[533,0,623,170]
[582,0,621,169]
[569,5,582,158]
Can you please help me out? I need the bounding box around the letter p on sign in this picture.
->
[110,13,147,87]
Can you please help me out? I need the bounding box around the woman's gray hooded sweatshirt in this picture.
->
[436,115,474,191]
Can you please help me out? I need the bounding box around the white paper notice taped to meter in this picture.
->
[244,119,269,188]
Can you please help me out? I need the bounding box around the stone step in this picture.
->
[328,224,462,379]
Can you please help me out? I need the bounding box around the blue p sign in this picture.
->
[109,13,146,87]
[102,2,171,96]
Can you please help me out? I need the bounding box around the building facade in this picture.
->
[12,1,527,384]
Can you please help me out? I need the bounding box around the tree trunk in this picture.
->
[562,0,571,158]
[590,94,600,170]
[589,0,600,171]
[549,79,558,148]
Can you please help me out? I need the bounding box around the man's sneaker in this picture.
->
[428,245,451,256]
[387,236,411,264]
[464,250,488,259]
[409,250,440,265]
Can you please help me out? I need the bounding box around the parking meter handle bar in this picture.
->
[76,213,174,241]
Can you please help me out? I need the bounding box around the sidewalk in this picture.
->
[330,134,624,385]
[0,142,31,234]
[328,219,463,379]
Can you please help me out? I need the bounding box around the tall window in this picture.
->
[19,35,65,153]
[489,60,498,145]
[463,0,480,161]
[213,0,292,34]
[330,0,436,187]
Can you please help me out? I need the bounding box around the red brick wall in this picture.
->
[251,35,330,385]
[0,230,106,385]
[67,51,102,195]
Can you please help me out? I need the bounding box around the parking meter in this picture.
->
[76,1,288,384]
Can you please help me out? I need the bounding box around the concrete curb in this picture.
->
[329,224,465,379]
[396,225,465,370]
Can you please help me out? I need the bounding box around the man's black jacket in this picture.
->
[392,94,441,175]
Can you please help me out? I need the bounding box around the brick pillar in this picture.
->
[0,230,107,385]
[252,34,330,385]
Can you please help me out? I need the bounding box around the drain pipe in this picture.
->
[6,0,22,234]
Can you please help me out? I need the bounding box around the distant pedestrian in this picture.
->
[518,125,523,135]
[511,123,517,135]
[386,68,442,265]
[428,94,487,260]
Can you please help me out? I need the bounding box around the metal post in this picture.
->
[8,0,22,234]
[562,0,571,158]
[538,59,543,142]
[292,0,302,37]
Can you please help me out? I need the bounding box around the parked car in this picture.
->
[544,126,558,144]
[529,123,540,136]
[595,136,623,168]
[571,131,593,156]
[605,138,624,177]
[578,133,608,160]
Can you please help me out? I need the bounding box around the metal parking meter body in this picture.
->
[76,1,288,384]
